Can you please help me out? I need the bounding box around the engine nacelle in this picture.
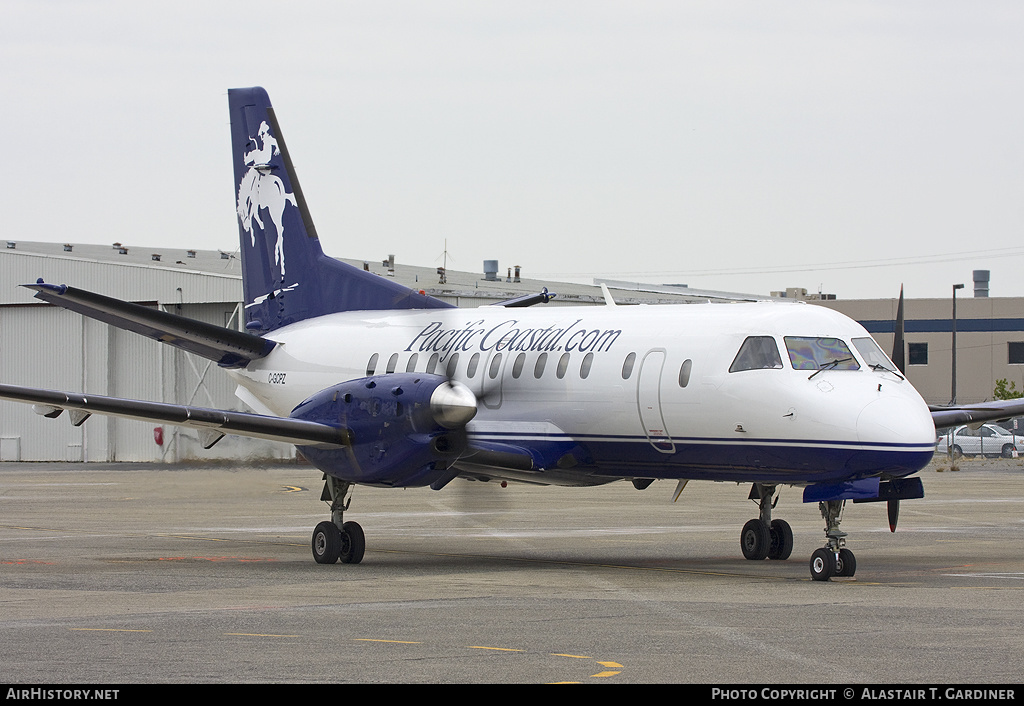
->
[290,373,477,487]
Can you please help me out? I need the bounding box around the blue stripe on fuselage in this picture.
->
[466,432,934,484]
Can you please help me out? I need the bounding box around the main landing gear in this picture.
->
[739,484,794,561]
[809,499,855,581]
[739,487,858,581]
[311,475,365,565]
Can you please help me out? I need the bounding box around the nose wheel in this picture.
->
[810,500,856,581]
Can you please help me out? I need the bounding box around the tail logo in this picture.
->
[236,121,297,280]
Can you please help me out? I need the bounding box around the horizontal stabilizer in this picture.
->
[0,383,351,449]
[491,288,557,308]
[25,281,275,368]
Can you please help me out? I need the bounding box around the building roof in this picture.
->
[0,240,768,308]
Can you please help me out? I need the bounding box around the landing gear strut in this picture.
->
[740,484,793,561]
[809,500,856,581]
[311,475,365,565]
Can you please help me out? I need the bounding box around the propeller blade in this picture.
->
[888,498,900,533]
[891,285,906,375]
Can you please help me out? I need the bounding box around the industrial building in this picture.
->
[1,241,1020,462]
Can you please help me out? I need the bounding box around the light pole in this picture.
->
[951,283,964,404]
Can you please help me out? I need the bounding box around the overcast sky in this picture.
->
[2,1,1022,300]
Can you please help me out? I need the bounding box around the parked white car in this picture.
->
[935,424,1021,458]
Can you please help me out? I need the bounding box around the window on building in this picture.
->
[908,342,928,366]
[1009,342,1024,365]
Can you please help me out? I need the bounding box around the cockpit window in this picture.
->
[852,337,893,369]
[729,336,784,372]
[784,337,860,371]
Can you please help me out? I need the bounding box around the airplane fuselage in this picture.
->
[230,300,937,487]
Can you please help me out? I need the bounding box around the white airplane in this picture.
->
[2,87,1020,581]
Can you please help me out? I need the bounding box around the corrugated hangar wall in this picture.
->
[0,245,294,462]
[0,300,294,462]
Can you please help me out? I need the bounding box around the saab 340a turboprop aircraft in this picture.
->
[2,87,1021,581]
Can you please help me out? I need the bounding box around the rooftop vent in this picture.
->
[63,244,73,252]
[6,241,14,249]
[483,260,498,281]
[118,246,128,255]
[219,251,230,259]
[973,269,990,298]
[151,254,161,262]
[186,250,196,258]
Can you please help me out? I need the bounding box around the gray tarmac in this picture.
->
[0,456,1022,684]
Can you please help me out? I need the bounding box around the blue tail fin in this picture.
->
[228,87,453,331]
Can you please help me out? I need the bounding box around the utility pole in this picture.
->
[951,283,964,404]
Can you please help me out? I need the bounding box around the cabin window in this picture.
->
[386,353,399,374]
[784,337,859,372]
[580,352,594,379]
[406,353,418,372]
[511,353,526,379]
[366,353,379,376]
[621,352,636,380]
[488,353,503,379]
[426,353,440,374]
[908,342,928,366]
[534,352,548,378]
[445,353,460,378]
[556,353,570,379]
[467,352,480,378]
[678,359,692,387]
[729,337,783,373]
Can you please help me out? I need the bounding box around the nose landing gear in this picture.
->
[809,499,856,581]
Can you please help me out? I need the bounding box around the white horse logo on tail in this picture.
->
[237,121,296,279]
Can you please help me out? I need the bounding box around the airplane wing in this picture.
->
[888,287,1024,432]
[25,281,275,369]
[0,383,350,450]
[930,400,1024,431]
